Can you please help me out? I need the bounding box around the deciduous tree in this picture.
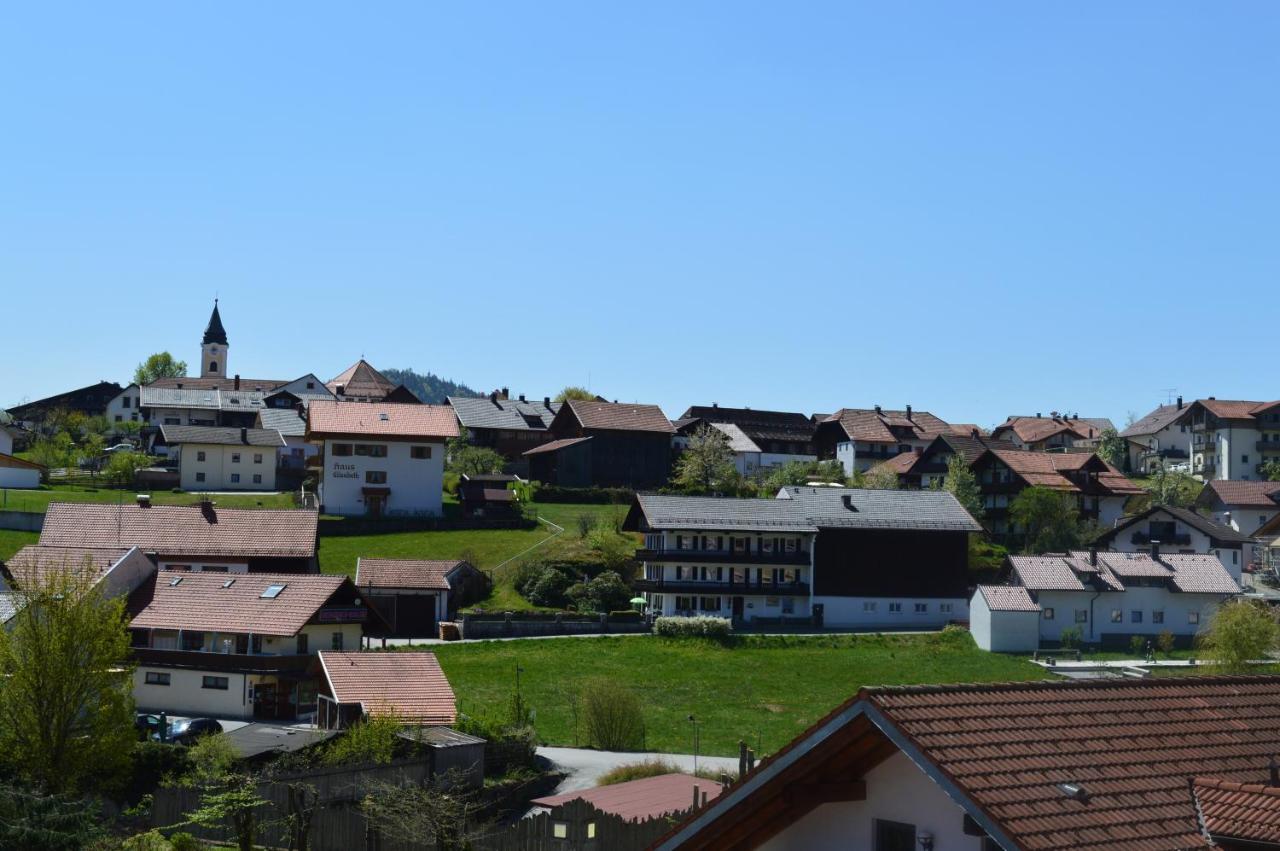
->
[554,386,595,402]
[672,425,737,494]
[859,463,901,491]
[1200,599,1280,672]
[941,454,984,521]
[133,352,188,385]
[1008,486,1089,554]
[1095,427,1127,470]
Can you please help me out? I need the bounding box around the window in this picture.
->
[1152,610,1164,624]
[914,603,927,613]
[354,444,387,457]
[411,446,431,459]
[1075,610,1088,623]
[939,603,953,614]
[114,414,122,422]
[164,417,180,425]
[1243,455,1250,464]
[365,471,387,484]
[253,453,263,464]
[1043,607,1055,621]
[700,597,721,611]
[1188,611,1200,625]
[888,602,903,614]
[261,584,287,599]
[552,823,568,840]
[145,672,170,686]
[586,822,596,839]
[196,451,206,462]
[863,601,877,612]
[331,632,344,651]
[252,474,262,484]
[874,819,916,851]
[1110,609,1123,623]
[231,453,241,464]
[202,676,229,690]
[332,443,353,456]
[297,634,308,654]
[1131,610,1143,624]
[122,397,131,409]
[195,472,206,483]
[230,473,240,483]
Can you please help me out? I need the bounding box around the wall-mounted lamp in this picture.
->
[918,832,934,851]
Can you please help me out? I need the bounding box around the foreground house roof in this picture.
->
[522,435,592,456]
[658,677,1280,851]
[1192,776,1280,845]
[306,400,458,440]
[140,386,268,411]
[975,584,1040,612]
[132,571,349,636]
[625,487,982,534]
[532,773,725,822]
[355,558,469,591]
[39,502,318,559]
[256,408,306,437]
[447,394,560,431]
[979,448,1144,496]
[159,425,285,447]
[318,651,456,723]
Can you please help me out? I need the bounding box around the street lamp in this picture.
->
[688,714,701,777]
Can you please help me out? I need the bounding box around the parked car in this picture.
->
[104,443,136,453]
[163,718,223,745]
[135,712,165,741]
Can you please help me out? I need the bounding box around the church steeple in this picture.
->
[202,299,228,346]
[200,300,228,379]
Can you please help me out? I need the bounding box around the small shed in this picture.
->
[223,723,337,764]
[458,473,521,519]
[970,585,1041,652]
[355,558,487,637]
[398,726,486,789]
[0,453,42,489]
[317,650,457,730]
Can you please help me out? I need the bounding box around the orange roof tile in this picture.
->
[319,651,456,723]
[533,773,724,822]
[355,558,464,591]
[131,571,348,636]
[565,400,676,433]
[307,400,459,439]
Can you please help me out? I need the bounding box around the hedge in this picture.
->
[533,486,635,505]
[653,616,732,639]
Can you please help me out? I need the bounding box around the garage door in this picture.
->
[392,594,437,637]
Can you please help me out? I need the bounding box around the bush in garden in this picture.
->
[1156,630,1176,656]
[579,678,646,751]
[1130,635,1147,656]
[1058,625,1083,649]
[524,567,575,608]
[566,571,632,613]
[654,616,732,639]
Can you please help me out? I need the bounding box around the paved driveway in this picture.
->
[537,746,740,794]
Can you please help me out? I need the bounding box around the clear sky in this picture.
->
[3,3,1278,428]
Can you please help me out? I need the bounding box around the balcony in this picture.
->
[1258,441,1280,453]
[634,549,809,566]
[1130,531,1191,546]
[1140,447,1188,460]
[132,647,315,675]
[633,579,810,596]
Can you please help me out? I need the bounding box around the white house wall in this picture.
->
[0,466,40,489]
[178,443,278,491]
[134,668,251,717]
[759,751,988,851]
[1033,588,1226,643]
[319,438,446,517]
[815,596,967,630]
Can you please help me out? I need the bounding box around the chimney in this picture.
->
[1270,756,1279,786]
[240,427,248,444]
[1209,396,1216,400]
[874,405,882,414]
[1088,547,1096,566]
[1150,540,1161,560]
[544,396,551,410]
[970,428,979,439]
[841,494,858,511]
[1177,395,1183,410]
[500,387,509,400]
[136,494,151,507]
[489,391,498,405]
[906,404,913,419]
[519,394,526,402]
[1036,412,1041,418]
[234,374,241,391]
[712,402,718,408]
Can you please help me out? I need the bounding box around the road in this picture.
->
[537,746,740,794]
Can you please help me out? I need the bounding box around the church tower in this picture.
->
[201,300,228,379]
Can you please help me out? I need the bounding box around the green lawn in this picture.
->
[317,503,631,612]
[430,632,1048,756]
[0,485,296,513]
[0,530,39,562]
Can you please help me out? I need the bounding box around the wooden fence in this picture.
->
[472,799,680,851]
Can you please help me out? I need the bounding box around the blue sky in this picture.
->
[3,3,1278,427]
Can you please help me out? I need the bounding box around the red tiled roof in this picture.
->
[532,773,724,822]
[131,571,347,636]
[823,408,950,444]
[566,400,676,434]
[306,400,458,439]
[326,360,396,399]
[994,415,1101,444]
[319,651,456,723]
[869,452,920,476]
[986,449,1144,496]
[1202,480,1280,509]
[663,677,1280,851]
[976,584,1040,612]
[1197,398,1274,420]
[1193,776,1280,844]
[355,558,463,591]
[147,377,288,392]
[523,436,592,456]
[38,502,318,559]
[4,545,132,589]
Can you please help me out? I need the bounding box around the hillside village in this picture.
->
[4,302,1280,850]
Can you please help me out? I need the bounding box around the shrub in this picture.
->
[585,525,636,573]
[577,514,595,538]
[525,567,576,608]
[598,757,736,786]
[654,616,732,639]
[579,678,646,751]
[169,834,200,851]
[1156,630,1176,656]
[1199,599,1280,672]
[442,471,460,496]
[933,624,973,649]
[322,714,400,766]
[566,570,633,613]
[608,610,643,622]
[1058,626,1083,649]
[534,486,634,504]
[1130,635,1147,656]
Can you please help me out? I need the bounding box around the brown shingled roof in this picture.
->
[38,502,318,559]
[355,558,464,591]
[565,400,676,433]
[4,545,132,589]
[976,584,1040,612]
[533,773,725,822]
[822,407,949,444]
[1193,776,1280,845]
[319,651,456,723]
[993,415,1102,444]
[325,359,396,400]
[1200,480,1280,509]
[131,571,348,636]
[306,400,458,439]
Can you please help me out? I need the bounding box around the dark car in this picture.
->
[135,713,165,741]
[164,718,223,745]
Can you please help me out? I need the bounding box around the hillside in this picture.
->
[381,367,481,404]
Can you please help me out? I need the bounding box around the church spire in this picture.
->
[202,299,228,346]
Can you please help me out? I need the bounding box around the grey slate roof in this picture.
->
[631,487,982,533]
[448,395,560,431]
[160,425,285,447]
[0,591,19,624]
[1120,403,1192,438]
[1096,505,1251,546]
[140,386,267,411]
[257,408,306,437]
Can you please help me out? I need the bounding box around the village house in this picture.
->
[812,406,952,475]
[1093,504,1254,580]
[316,651,457,729]
[1196,479,1280,537]
[0,448,42,489]
[256,407,315,472]
[448,391,560,468]
[38,500,319,573]
[6,380,124,430]
[989,412,1114,451]
[325,359,420,404]
[891,430,1017,489]
[104,383,141,431]
[354,558,487,637]
[130,571,376,721]
[158,425,285,491]
[625,487,981,628]
[1187,397,1280,481]
[677,405,817,466]
[2,544,157,599]
[307,400,457,517]
[969,447,1143,541]
[524,400,675,489]
[656,676,1280,850]
[456,472,521,518]
[1121,396,1193,474]
[971,547,1239,651]
[673,419,765,477]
